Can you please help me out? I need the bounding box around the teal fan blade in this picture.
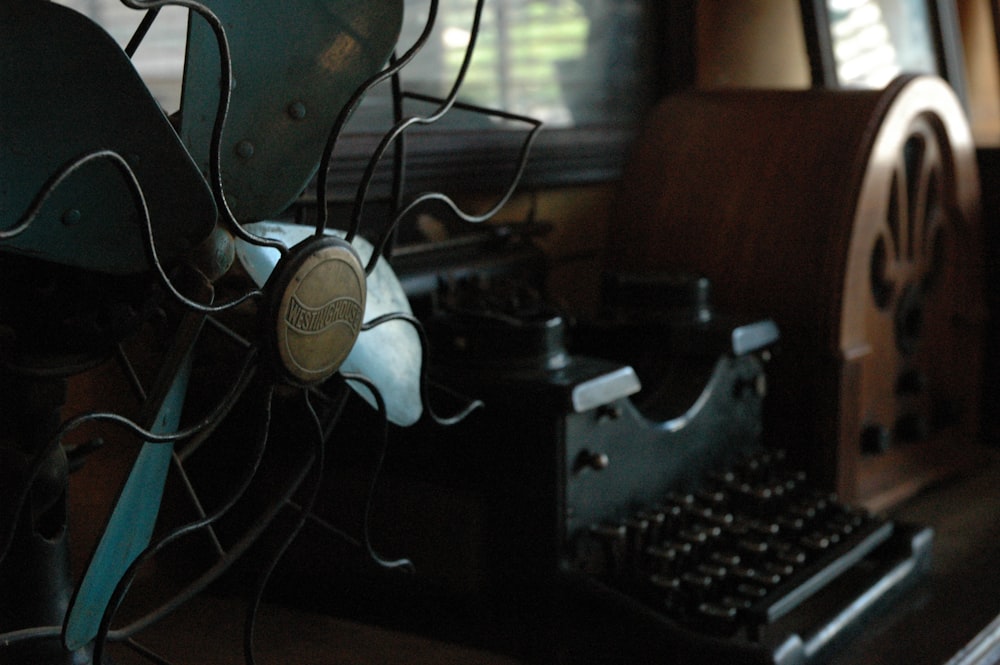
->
[0,2,215,274]
[179,0,404,222]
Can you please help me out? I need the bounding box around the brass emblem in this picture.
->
[273,239,366,385]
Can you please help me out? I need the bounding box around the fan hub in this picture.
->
[264,235,366,386]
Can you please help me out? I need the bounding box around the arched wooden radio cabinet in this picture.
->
[607,75,986,509]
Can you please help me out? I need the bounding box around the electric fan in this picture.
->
[0,1,540,663]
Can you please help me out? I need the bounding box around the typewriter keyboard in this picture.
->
[571,449,897,641]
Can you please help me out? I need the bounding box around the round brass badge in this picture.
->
[268,237,366,385]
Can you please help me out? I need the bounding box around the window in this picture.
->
[826,0,940,87]
[801,0,967,104]
[52,0,655,197]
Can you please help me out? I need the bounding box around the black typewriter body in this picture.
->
[274,228,932,665]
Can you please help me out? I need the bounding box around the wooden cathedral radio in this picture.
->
[606,75,986,509]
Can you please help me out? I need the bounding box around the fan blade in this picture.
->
[63,358,191,651]
[0,2,215,274]
[236,222,422,426]
[179,0,403,222]
[63,312,203,651]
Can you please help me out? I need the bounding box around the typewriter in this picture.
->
[277,224,933,665]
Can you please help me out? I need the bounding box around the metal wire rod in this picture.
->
[243,388,327,665]
[361,311,483,426]
[92,383,276,662]
[346,0,489,244]
[314,0,442,237]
